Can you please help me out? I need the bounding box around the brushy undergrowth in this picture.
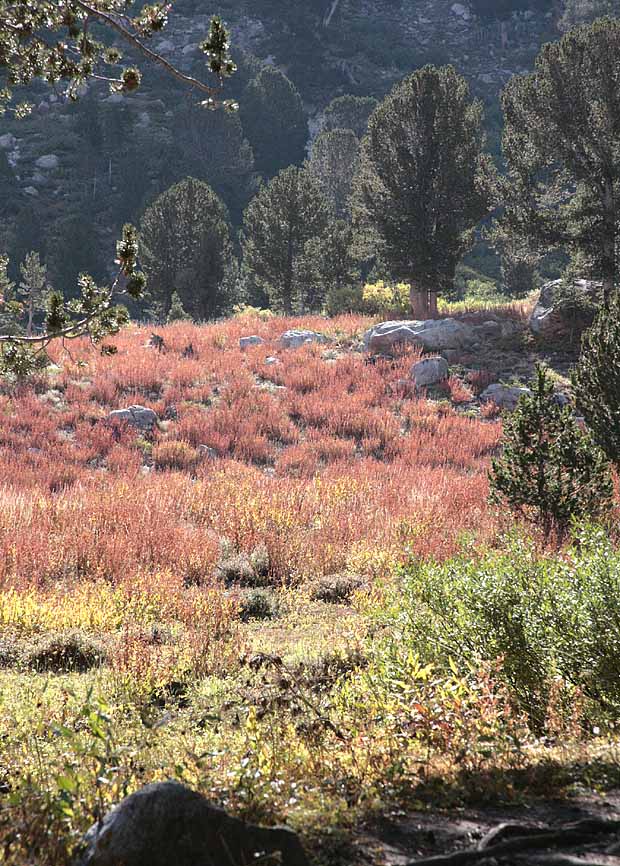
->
[3,528,620,864]
[374,525,620,728]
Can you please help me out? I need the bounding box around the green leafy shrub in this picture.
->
[239,589,279,622]
[361,280,410,317]
[375,526,620,726]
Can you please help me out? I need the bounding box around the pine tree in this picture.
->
[241,167,331,314]
[489,365,613,537]
[304,221,362,314]
[166,292,191,323]
[140,178,237,321]
[572,293,620,464]
[499,18,620,305]
[321,95,378,139]
[307,129,359,219]
[0,6,236,116]
[241,67,307,178]
[18,252,50,336]
[0,255,20,335]
[352,65,490,318]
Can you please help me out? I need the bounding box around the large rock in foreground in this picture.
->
[364,319,475,354]
[77,781,309,866]
[107,405,158,431]
[530,279,601,340]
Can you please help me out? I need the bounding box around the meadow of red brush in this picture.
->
[0,314,502,592]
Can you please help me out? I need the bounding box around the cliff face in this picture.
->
[158,1,558,103]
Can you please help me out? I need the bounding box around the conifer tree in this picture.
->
[572,293,620,465]
[0,5,236,116]
[308,129,359,219]
[19,252,50,336]
[322,95,378,139]
[0,255,20,335]
[499,18,620,305]
[489,365,613,537]
[353,65,490,318]
[241,167,331,314]
[140,178,236,321]
[241,67,307,178]
[166,292,191,323]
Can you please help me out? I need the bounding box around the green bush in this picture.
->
[23,630,107,673]
[239,589,279,622]
[373,526,620,727]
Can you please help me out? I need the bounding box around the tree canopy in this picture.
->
[241,167,331,314]
[140,177,236,321]
[353,65,490,318]
[498,18,620,303]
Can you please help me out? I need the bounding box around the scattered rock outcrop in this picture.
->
[279,329,328,349]
[364,319,475,354]
[529,279,601,340]
[239,335,264,349]
[107,405,158,431]
[77,781,309,866]
[35,153,59,170]
[410,356,449,388]
[480,383,531,411]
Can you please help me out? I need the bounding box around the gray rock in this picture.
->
[77,781,309,866]
[35,154,59,170]
[279,329,328,349]
[480,384,531,411]
[364,319,475,354]
[474,320,502,340]
[410,356,449,388]
[239,335,264,349]
[264,356,280,365]
[530,279,601,339]
[197,445,218,460]
[107,405,158,431]
[24,186,39,197]
[0,133,16,150]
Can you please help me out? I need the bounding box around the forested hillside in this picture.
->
[0,0,613,297]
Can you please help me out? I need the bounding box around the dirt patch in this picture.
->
[354,792,620,865]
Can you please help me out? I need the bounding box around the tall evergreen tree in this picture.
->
[306,220,362,314]
[499,18,620,305]
[241,67,307,178]
[353,65,490,318]
[490,365,613,538]
[173,103,258,226]
[140,178,236,321]
[18,252,50,336]
[572,292,620,465]
[322,95,378,139]
[241,167,331,314]
[307,128,359,219]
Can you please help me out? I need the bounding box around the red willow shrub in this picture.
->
[0,317,505,589]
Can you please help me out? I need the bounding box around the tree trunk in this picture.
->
[429,291,438,318]
[409,284,430,320]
